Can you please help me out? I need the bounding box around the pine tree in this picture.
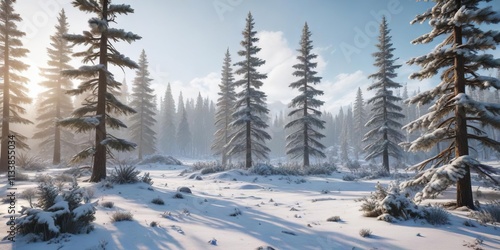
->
[129,50,157,160]
[0,0,32,172]
[212,49,236,165]
[228,12,271,168]
[159,83,176,155]
[33,10,74,165]
[285,23,326,167]
[363,16,405,174]
[176,102,191,156]
[401,0,500,209]
[353,87,365,160]
[59,0,141,182]
[193,93,204,156]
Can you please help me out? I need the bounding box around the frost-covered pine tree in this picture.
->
[228,12,271,168]
[33,10,74,165]
[129,50,157,160]
[353,87,366,160]
[159,83,176,155]
[285,23,326,167]
[176,102,192,156]
[363,16,405,174]
[59,0,141,182]
[212,48,236,165]
[401,0,500,209]
[0,0,32,172]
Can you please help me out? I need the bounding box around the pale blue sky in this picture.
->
[17,0,500,114]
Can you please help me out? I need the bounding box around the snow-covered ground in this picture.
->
[1,161,499,250]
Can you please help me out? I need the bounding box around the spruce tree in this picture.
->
[60,0,141,182]
[33,10,74,165]
[402,0,500,209]
[0,0,32,172]
[159,83,176,155]
[353,87,365,160]
[212,49,236,165]
[285,22,326,167]
[129,50,157,160]
[363,16,405,174]
[229,12,271,168]
[176,102,192,156]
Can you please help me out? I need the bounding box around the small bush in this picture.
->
[108,165,140,184]
[111,211,133,222]
[357,182,424,221]
[141,172,154,185]
[470,200,500,224]
[55,173,74,182]
[463,220,476,227]
[326,216,341,222]
[34,174,53,184]
[250,162,337,176]
[17,153,46,171]
[20,188,37,208]
[150,221,159,227]
[345,160,361,173]
[16,182,96,241]
[139,155,182,165]
[173,193,184,199]
[424,206,450,225]
[101,201,114,208]
[342,174,357,181]
[151,197,165,205]
[229,208,242,217]
[359,228,372,238]
[16,171,30,181]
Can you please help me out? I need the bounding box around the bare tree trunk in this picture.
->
[53,78,61,165]
[90,1,108,182]
[0,37,9,172]
[453,0,474,209]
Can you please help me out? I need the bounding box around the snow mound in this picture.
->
[210,169,248,180]
[139,155,182,165]
[238,184,264,190]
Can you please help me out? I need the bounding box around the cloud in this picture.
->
[321,70,370,114]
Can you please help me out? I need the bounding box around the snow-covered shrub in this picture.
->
[326,216,341,222]
[151,197,164,205]
[470,200,500,225]
[35,174,53,184]
[141,172,153,185]
[345,160,361,173]
[304,162,337,175]
[55,173,74,183]
[250,162,336,176]
[16,181,96,241]
[249,163,276,176]
[101,201,114,208]
[359,228,372,238]
[17,152,47,171]
[199,162,227,175]
[424,206,450,225]
[342,174,357,181]
[357,182,424,222]
[139,154,182,165]
[150,221,159,227]
[16,171,30,181]
[20,188,37,208]
[173,193,184,199]
[111,211,133,222]
[108,165,140,184]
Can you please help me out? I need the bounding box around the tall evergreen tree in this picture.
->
[176,101,191,156]
[228,12,271,168]
[363,16,405,174]
[285,23,325,167]
[60,0,141,182]
[129,50,157,160]
[0,0,32,172]
[353,87,365,160]
[212,49,236,165]
[159,83,176,155]
[33,9,74,165]
[401,0,500,209]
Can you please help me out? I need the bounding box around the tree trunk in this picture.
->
[0,37,9,172]
[53,78,61,165]
[90,1,108,182]
[453,0,474,209]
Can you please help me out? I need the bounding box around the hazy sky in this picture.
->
[16,0,500,114]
